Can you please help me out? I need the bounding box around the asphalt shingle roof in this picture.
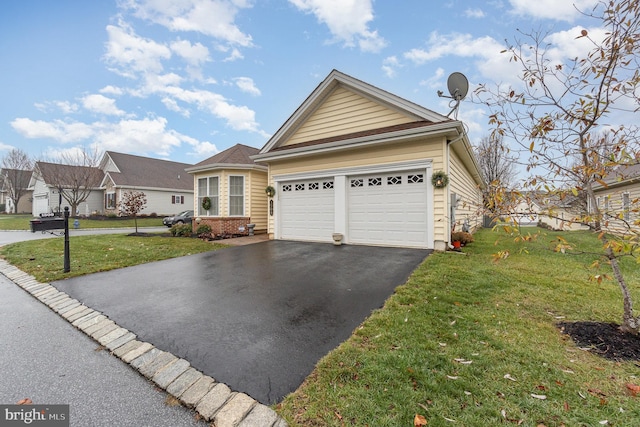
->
[192,144,262,168]
[105,152,193,191]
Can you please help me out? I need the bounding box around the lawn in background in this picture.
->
[0,234,222,282]
[277,228,640,426]
[0,214,164,230]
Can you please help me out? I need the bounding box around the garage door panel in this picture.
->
[279,179,334,242]
[348,171,428,248]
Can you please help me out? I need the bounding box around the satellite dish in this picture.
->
[437,72,469,118]
[447,72,469,101]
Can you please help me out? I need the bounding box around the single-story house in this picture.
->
[186,144,268,234]
[252,70,484,250]
[508,191,589,231]
[1,168,33,214]
[30,162,104,216]
[100,151,194,217]
[592,163,640,235]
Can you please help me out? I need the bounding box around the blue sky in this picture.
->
[0,0,604,167]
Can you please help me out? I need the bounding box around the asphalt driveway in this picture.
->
[53,240,430,404]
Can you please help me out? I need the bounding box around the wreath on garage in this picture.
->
[201,196,212,211]
[431,171,450,188]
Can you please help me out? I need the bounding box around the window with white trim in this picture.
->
[172,195,184,204]
[198,176,219,216]
[105,192,116,210]
[229,176,244,216]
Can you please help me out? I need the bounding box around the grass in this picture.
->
[0,214,164,230]
[277,229,640,426]
[0,234,224,282]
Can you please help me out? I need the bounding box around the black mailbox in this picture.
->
[30,216,65,233]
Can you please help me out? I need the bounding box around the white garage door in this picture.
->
[348,171,428,248]
[279,179,334,242]
[33,195,49,216]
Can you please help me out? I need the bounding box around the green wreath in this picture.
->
[265,185,276,198]
[201,196,212,211]
[431,171,449,188]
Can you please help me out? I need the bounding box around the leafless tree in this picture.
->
[1,148,33,213]
[37,148,103,217]
[474,134,517,214]
[475,0,640,333]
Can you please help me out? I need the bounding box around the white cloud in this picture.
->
[189,140,219,157]
[403,32,519,84]
[382,56,401,78]
[11,118,94,142]
[508,0,599,22]
[100,85,124,95]
[233,77,261,96]
[161,97,191,117]
[222,47,243,62]
[34,101,79,114]
[122,0,253,46]
[0,141,15,151]
[288,0,387,52]
[104,21,172,78]
[81,94,126,116]
[12,115,207,158]
[419,67,445,89]
[464,8,485,18]
[170,39,210,66]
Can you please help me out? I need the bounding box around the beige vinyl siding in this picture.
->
[268,137,448,242]
[192,169,268,230]
[249,170,268,232]
[449,148,483,234]
[594,181,640,235]
[284,86,416,146]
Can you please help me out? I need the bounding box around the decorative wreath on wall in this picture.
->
[431,171,450,188]
[201,196,212,211]
[265,185,276,198]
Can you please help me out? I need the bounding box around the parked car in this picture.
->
[163,210,194,227]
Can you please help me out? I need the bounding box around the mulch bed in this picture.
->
[558,321,640,361]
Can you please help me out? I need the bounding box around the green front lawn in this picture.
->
[278,229,640,426]
[0,234,222,282]
[0,214,164,230]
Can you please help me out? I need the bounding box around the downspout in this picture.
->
[445,133,465,248]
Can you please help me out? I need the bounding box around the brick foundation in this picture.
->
[193,217,253,235]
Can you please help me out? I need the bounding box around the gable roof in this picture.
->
[256,69,452,157]
[594,163,640,190]
[186,144,267,174]
[100,151,193,191]
[33,162,103,189]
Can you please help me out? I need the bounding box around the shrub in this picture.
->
[196,224,212,235]
[170,223,193,237]
[149,212,157,218]
[451,231,474,245]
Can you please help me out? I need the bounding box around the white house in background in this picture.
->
[592,163,640,235]
[29,162,103,216]
[99,151,194,216]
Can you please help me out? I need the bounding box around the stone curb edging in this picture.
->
[0,260,288,427]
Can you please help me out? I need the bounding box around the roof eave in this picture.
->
[252,122,460,163]
[185,163,268,174]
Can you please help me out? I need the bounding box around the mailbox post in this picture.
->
[64,207,70,273]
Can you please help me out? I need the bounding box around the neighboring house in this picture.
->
[100,151,194,217]
[30,162,103,216]
[1,168,33,213]
[252,70,484,250]
[509,191,588,231]
[592,163,640,235]
[186,144,268,234]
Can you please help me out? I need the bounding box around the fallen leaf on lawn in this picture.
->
[564,401,570,411]
[501,409,507,418]
[504,374,517,381]
[17,398,32,405]
[588,388,607,397]
[536,385,547,391]
[447,375,459,380]
[530,394,547,399]
[444,417,456,422]
[561,369,574,374]
[334,411,343,421]
[578,391,586,399]
[464,391,472,396]
[454,358,473,364]
[626,383,640,396]
[450,320,456,326]
[439,343,447,347]
[414,414,428,426]
[599,421,608,425]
